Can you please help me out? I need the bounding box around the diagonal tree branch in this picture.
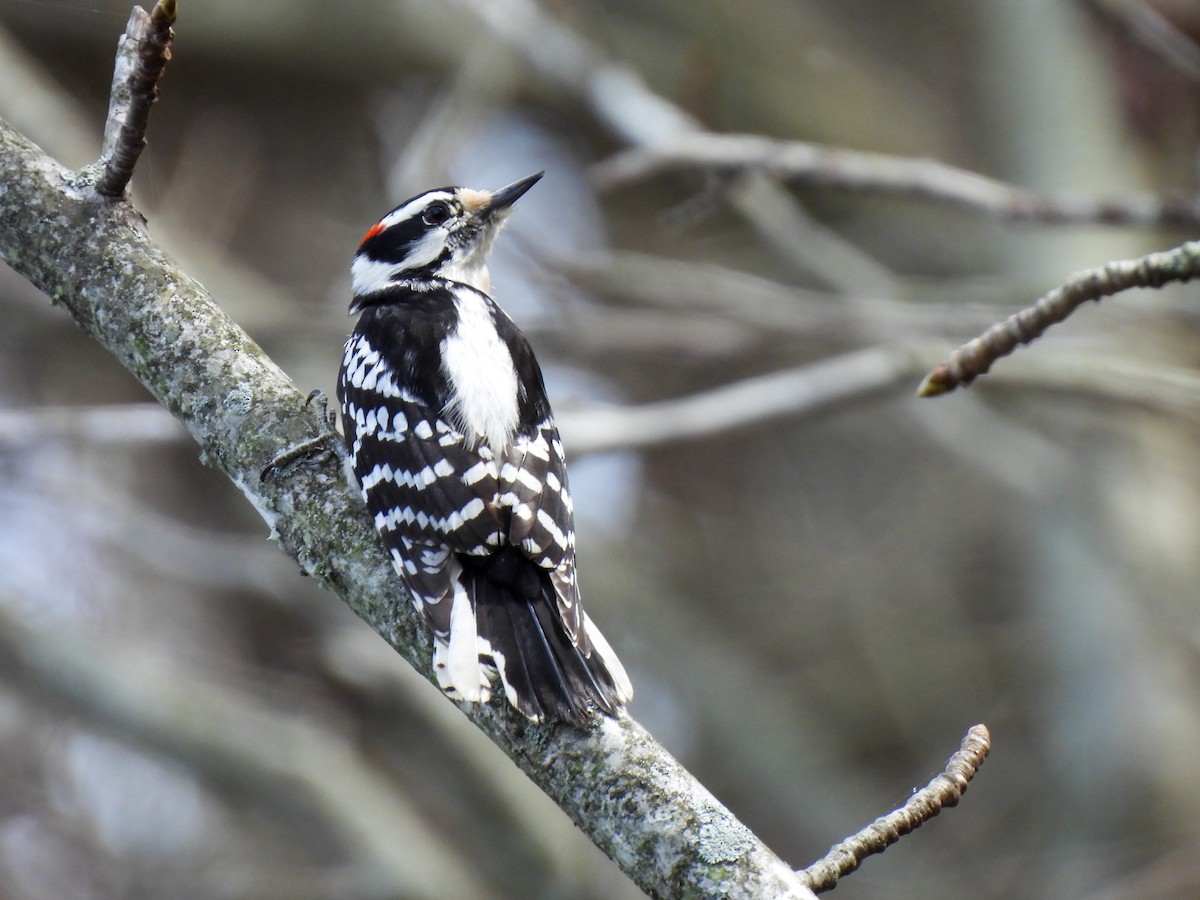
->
[0,96,814,900]
[918,240,1200,396]
[1085,0,1200,86]
[798,725,992,893]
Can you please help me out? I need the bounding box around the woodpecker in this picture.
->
[338,172,632,724]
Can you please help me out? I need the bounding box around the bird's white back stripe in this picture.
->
[360,461,457,492]
[441,288,520,451]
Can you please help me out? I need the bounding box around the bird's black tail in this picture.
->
[464,549,632,725]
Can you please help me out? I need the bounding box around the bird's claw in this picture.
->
[260,390,344,482]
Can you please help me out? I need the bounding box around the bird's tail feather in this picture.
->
[467,559,631,725]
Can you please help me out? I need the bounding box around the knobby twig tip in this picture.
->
[916,365,954,398]
[152,0,178,26]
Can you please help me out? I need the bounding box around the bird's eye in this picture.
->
[422,201,452,226]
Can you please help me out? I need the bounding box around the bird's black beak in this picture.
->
[487,171,543,216]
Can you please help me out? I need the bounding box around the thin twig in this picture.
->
[798,724,992,894]
[593,133,1200,230]
[918,240,1200,396]
[95,0,176,197]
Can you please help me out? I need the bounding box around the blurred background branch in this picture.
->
[594,132,1200,228]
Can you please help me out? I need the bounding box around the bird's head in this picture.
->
[351,171,542,307]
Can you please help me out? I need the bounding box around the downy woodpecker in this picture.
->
[338,172,633,724]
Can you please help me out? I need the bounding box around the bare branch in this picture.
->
[548,250,1008,339]
[561,346,929,457]
[798,724,992,894]
[918,240,1200,397]
[95,0,176,197]
[593,133,1200,229]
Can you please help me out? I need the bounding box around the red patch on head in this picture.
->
[360,222,385,245]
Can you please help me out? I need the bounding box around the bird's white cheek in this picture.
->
[405,229,451,271]
[351,255,402,296]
